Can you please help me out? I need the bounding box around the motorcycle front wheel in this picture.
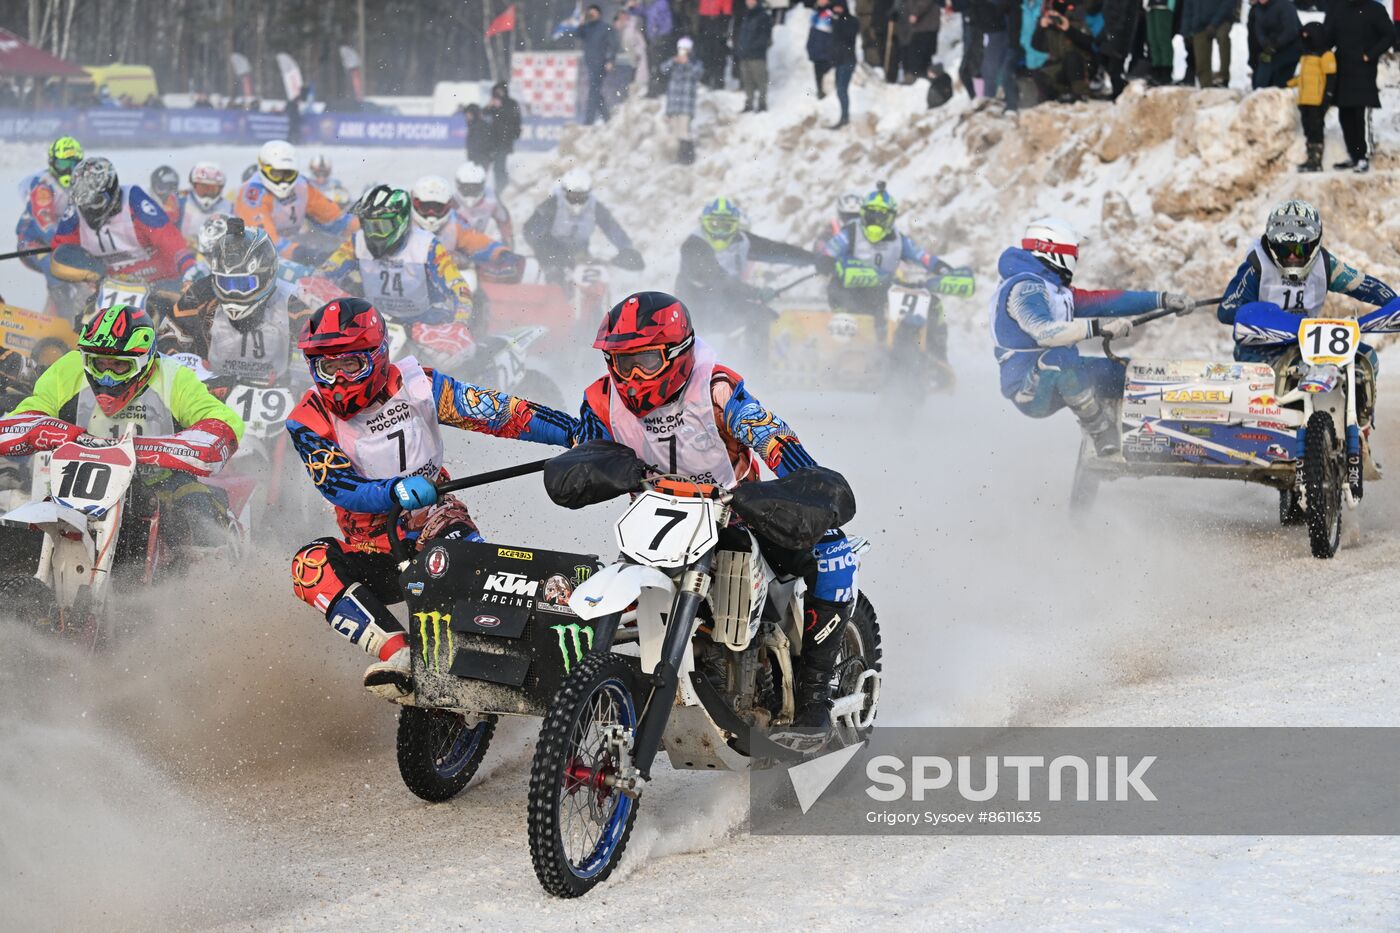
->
[527,651,640,898]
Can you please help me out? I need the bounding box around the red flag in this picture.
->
[486,4,517,38]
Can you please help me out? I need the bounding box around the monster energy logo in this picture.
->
[574,564,594,583]
[414,611,455,672]
[551,623,594,673]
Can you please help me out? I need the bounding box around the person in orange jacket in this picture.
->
[234,139,349,260]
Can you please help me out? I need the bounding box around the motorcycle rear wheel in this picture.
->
[832,593,882,747]
[528,651,640,898]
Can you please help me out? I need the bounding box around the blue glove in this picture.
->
[392,475,437,510]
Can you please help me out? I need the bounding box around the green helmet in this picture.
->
[48,136,83,189]
[700,197,744,250]
[354,185,412,259]
[860,184,898,243]
[78,303,158,416]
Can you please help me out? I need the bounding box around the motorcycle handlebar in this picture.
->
[386,457,554,565]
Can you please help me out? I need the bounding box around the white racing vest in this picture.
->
[850,224,902,274]
[607,339,738,489]
[549,190,598,248]
[180,194,233,243]
[76,187,150,272]
[333,357,444,484]
[704,230,752,280]
[457,195,503,233]
[355,226,434,320]
[78,356,180,437]
[206,282,295,386]
[989,271,1078,362]
[1251,239,1327,314]
[267,180,312,238]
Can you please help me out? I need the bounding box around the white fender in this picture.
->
[1,501,95,562]
[569,562,675,620]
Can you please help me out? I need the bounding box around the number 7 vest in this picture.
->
[606,339,739,489]
[332,358,444,483]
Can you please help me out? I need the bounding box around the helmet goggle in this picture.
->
[262,166,298,186]
[412,197,452,220]
[361,214,402,239]
[861,205,894,229]
[75,184,117,219]
[1269,238,1314,267]
[52,156,80,186]
[83,352,139,386]
[214,272,263,298]
[193,181,223,201]
[310,350,374,385]
[457,181,485,199]
[702,213,741,239]
[606,336,694,381]
[564,188,590,206]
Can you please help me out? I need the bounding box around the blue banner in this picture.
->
[0,107,562,151]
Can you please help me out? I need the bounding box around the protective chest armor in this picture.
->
[607,340,739,489]
[78,358,179,437]
[77,187,146,269]
[206,283,295,386]
[1251,240,1327,314]
[549,191,598,247]
[333,357,444,482]
[851,224,902,275]
[355,227,434,319]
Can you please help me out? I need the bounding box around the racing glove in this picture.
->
[392,475,438,510]
[813,253,838,276]
[836,260,882,288]
[1093,318,1134,340]
[1162,292,1194,315]
[0,413,87,457]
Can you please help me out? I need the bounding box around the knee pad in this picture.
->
[291,538,344,614]
[327,582,404,656]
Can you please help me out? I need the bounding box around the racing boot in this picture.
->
[1065,385,1119,457]
[769,596,853,754]
[364,646,414,701]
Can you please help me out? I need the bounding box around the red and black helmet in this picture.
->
[594,291,695,416]
[298,296,391,419]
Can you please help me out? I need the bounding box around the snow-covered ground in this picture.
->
[4,15,1400,932]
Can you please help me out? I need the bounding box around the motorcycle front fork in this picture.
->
[628,548,716,780]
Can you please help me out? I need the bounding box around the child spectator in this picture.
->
[1289,22,1335,173]
[664,37,705,164]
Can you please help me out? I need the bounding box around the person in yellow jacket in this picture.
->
[1289,22,1336,174]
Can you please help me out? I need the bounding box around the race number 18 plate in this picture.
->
[1299,318,1360,366]
[615,491,718,569]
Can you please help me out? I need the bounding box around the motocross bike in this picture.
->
[1080,299,1400,558]
[0,431,241,647]
[525,442,880,897]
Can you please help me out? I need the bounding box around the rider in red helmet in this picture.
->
[286,296,575,699]
[576,291,861,746]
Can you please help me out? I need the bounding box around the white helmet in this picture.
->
[257,139,298,200]
[560,167,593,208]
[188,162,226,212]
[455,162,488,200]
[836,191,863,222]
[410,175,455,233]
[1262,199,1323,286]
[309,153,333,184]
[1022,217,1080,282]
